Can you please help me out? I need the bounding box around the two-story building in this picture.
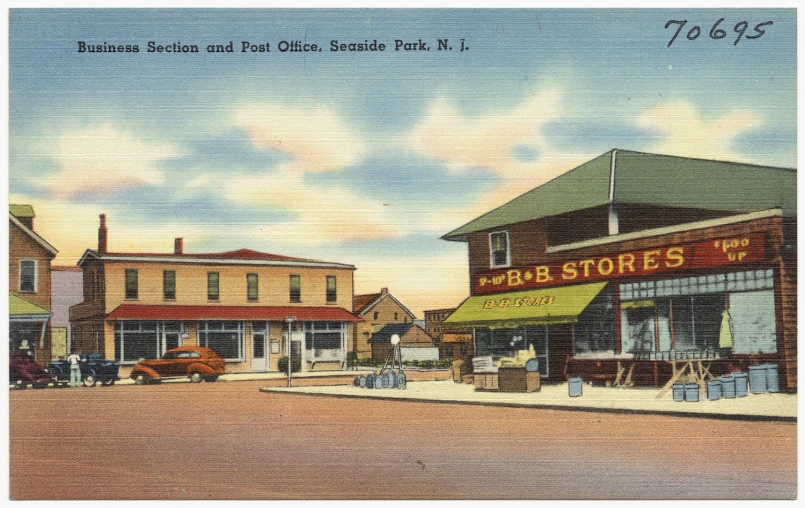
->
[70,215,360,377]
[443,150,797,391]
[424,307,473,361]
[352,288,416,359]
[9,205,57,364]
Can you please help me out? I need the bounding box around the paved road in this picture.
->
[9,380,797,499]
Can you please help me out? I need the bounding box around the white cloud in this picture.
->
[234,104,367,173]
[408,89,564,177]
[34,124,178,199]
[224,165,403,243]
[635,101,763,162]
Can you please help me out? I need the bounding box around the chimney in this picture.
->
[98,214,108,255]
[380,287,388,295]
[174,237,184,255]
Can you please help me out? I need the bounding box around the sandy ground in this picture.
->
[9,380,797,500]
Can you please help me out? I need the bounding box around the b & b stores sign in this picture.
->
[474,234,766,295]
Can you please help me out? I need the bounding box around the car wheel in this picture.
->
[133,374,147,385]
[204,375,218,383]
[189,372,203,383]
[101,379,115,386]
[14,379,28,390]
[83,374,97,387]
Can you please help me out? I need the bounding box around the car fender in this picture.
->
[130,364,160,379]
[186,362,218,376]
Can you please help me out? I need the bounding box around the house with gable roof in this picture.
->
[9,204,57,364]
[352,287,417,359]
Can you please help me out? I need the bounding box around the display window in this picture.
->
[474,326,549,377]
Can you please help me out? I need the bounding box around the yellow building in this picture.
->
[352,288,416,359]
[70,215,360,377]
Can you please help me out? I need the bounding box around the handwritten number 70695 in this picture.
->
[665,19,773,47]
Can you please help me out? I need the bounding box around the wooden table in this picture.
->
[656,359,716,399]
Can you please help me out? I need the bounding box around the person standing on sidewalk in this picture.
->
[67,349,82,387]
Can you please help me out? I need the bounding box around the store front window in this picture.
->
[198,320,244,361]
[620,269,776,359]
[304,321,345,362]
[474,326,549,377]
[115,321,185,363]
[574,286,615,356]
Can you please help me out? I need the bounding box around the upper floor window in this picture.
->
[125,269,138,299]
[290,274,301,303]
[373,311,379,320]
[19,260,37,293]
[208,272,220,301]
[394,312,399,320]
[326,276,337,303]
[489,231,511,268]
[247,273,259,302]
[163,270,176,300]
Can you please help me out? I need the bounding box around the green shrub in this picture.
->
[277,356,301,374]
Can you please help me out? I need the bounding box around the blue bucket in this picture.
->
[706,379,722,401]
[568,377,583,397]
[672,384,685,402]
[720,375,736,398]
[765,364,780,393]
[684,383,699,402]
[749,365,768,394]
[733,372,748,397]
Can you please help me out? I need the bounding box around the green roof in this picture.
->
[9,204,35,219]
[442,150,796,241]
[9,294,51,317]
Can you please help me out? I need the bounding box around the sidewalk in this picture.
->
[261,379,797,421]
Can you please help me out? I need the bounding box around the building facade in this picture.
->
[9,205,57,364]
[443,150,797,390]
[70,215,360,377]
[51,266,83,359]
[352,288,416,359]
[424,307,472,360]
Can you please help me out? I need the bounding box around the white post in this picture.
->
[285,316,296,387]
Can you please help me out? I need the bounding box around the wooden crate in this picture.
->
[497,367,541,392]
[473,372,499,391]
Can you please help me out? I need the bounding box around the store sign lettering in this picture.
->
[483,296,555,309]
[474,234,765,294]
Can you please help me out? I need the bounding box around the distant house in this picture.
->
[51,266,84,359]
[367,323,437,362]
[9,205,57,364]
[352,287,416,359]
[425,307,472,360]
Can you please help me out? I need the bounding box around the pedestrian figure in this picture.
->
[67,349,82,387]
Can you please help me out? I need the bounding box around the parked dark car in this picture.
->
[9,353,54,389]
[49,354,121,387]
[129,346,226,385]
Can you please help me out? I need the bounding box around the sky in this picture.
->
[7,8,797,316]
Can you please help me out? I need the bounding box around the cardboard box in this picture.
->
[498,367,541,392]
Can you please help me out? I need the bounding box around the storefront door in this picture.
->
[252,331,269,372]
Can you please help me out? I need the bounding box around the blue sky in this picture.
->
[8,8,797,315]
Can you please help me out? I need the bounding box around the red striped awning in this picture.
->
[106,304,362,322]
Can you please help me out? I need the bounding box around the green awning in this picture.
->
[443,282,607,329]
[9,294,52,320]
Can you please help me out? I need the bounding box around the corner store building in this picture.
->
[443,150,797,391]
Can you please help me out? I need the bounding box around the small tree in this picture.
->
[278,356,301,374]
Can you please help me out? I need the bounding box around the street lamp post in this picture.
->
[285,316,297,387]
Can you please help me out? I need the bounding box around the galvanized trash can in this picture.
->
[397,371,407,389]
[672,383,685,402]
[382,371,393,389]
[706,379,722,401]
[353,376,361,387]
[684,383,699,402]
[720,375,736,398]
[365,373,375,389]
[359,376,366,388]
[733,372,748,397]
[749,365,768,394]
[373,375,382,389]
[568,377,583,397]
[765,364,780,393]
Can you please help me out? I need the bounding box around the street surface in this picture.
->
[9,380,797,499]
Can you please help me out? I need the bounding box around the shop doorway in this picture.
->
[252,331,269,372]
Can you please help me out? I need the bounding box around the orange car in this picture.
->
[129,346,225,385]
